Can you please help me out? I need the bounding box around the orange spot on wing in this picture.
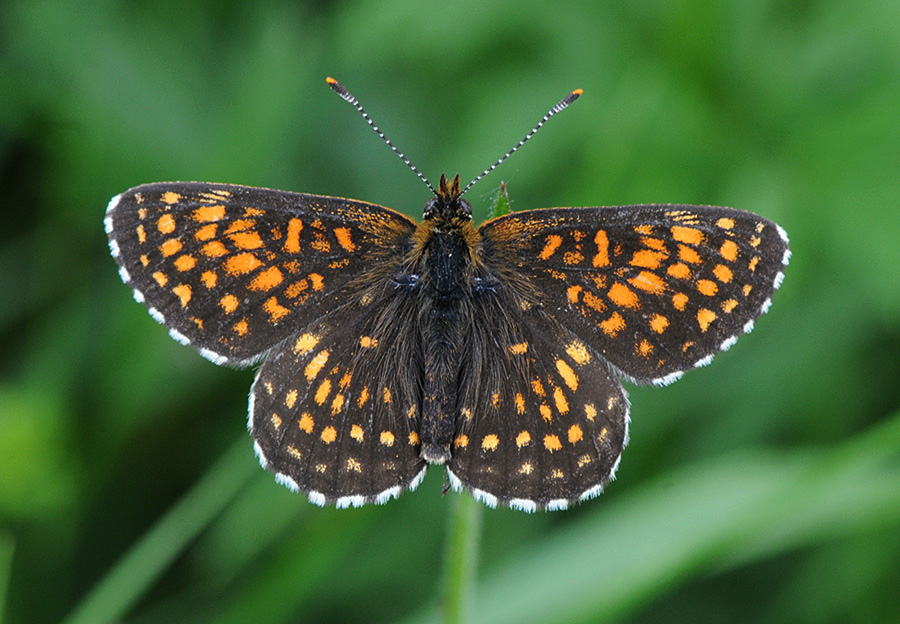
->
[566,341,591,365]
[539,404,552,423]
[314,379,331,405]
[672,292,689,311]
[697,308,717,332]
[263,296,290,323]
[567,284,582,304]
[713,264,733,283]
[539,234,563,260]
[640,236,667,251]
[671,226,705,245]
[229,231,263,250]
[334,227,356,252]
[160,238,182,257]
[516,430,531,448]
[331,393,345,415]
[582,290,607,313]
[696,279,718,296]
[304,350,330,380]
[629,270,666,294]
[601,311,626,336]
[630,249,667,269]
[308,273,324,290]
[481,434,500,451]
[650,313,669,334]
[568,424,583,444]
[174,254,197,272]
[224,252,262,275]
[678,244,702,264]
[172,284,191,307]
[193,204,225,222]
[195,224,217,241]
[544,434,562,452]
[357,386,370,407]
[285,218,303,253]
[160,192,181,205]
[717,217,735,229]
[293,332,319,354]
[607,282,639,309]
[157,214,176,234]
[201,241,228,258]
[248,266,284,291]
[667,262,691,280]
[593,230,610,267]
[637,338,654,357]
[219,294,238,313]
[553,386,569,414]
[720,239,739,262]
[556,359,578,391]
[320,425,337,443]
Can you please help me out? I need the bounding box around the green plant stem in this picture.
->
[0,532,14,624]
[442,492,483,624]
[62,439,255,624]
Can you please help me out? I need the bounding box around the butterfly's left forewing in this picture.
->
[480,205,790,385]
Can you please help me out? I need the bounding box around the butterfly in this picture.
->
[106,78,789,511]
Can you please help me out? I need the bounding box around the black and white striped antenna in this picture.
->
[327,77,582,198]
[460,88,582,196]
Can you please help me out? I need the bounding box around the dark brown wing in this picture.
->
[448,301,629,511]
[478,205,790,385]
[249,272,427,507]
[105,182,416,366]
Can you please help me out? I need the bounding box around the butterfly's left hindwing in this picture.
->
[106,182,416,366]
[448,302,630,511]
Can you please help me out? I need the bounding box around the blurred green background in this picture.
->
[2,0,899,622]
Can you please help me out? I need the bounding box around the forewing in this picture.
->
[105,182,415,366]
[250,290,427,507]
[479,205,790,384]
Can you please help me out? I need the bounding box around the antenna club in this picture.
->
[573,88,584,96]
[326,77,355,103]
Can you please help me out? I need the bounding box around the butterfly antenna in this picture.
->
[460,88,583,197]
[327,77,438,197]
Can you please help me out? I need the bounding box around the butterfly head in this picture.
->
[423,174,472,223]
